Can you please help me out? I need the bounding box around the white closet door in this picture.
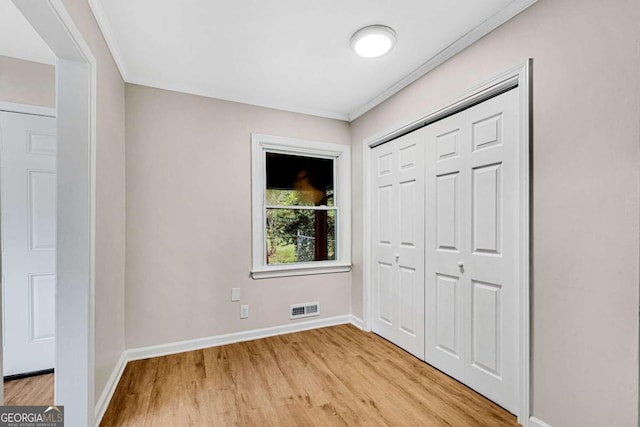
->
[1,111,57,375]
[425,89,519,412]
[371,129,425,359]
[425,111,467,381]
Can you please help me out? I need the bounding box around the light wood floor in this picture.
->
[101,324,517,426]
[4,373,54,406]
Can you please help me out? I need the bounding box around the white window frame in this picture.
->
[251,133,351,279]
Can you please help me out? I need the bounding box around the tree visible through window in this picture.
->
[265,153,336,264]
[251,133,350,278]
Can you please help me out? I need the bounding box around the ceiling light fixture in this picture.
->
[350,25,397,58]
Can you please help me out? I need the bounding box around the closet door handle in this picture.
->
[395,254,400,263]
[457,261,464,273]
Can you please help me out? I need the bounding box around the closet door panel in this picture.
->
[425,89,519,413]
[425,113,467,381]
[463,89,518,413]
[371,129,425,359]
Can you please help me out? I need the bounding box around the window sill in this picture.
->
[251,263,352,279]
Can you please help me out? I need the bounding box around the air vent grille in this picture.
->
[290,302,320,319]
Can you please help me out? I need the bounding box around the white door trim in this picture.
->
[0,101,56,118]
[362,60,531,425]
[9,1,97,425]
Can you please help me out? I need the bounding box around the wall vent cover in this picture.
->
[290,302,320,319]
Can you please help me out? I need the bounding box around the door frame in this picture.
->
[4,1,97,425]
[361,60,531,425]
[0,102,56,118]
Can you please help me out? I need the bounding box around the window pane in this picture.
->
[266,153,334,206]
[266,208,336,264]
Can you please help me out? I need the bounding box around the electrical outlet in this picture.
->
[240,304,249,319]
[231,288,240,301]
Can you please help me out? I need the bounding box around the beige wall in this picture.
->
[61,0,126,403]
[37,0,639,423]
[351,0,640,425]
[0,55,55,108]
[125,84,351,348]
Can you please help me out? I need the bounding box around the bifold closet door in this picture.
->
[371,129,425,359]
[425,89,519,412]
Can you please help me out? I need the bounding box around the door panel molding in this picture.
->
[362,60,531,425]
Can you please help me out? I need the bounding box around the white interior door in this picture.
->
[1,111,57,376]
[371,129,425,359]
[425,89,519,412]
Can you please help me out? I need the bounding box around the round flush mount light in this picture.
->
[350,25,397,58]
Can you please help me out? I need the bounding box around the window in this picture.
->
[251,134,351,278]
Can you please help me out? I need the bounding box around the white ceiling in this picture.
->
[91,0,537,120]
[0,1,55,65]
[2,0,536,121]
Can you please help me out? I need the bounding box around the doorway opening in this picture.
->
[0,0,58,407]
[1,1,97,425]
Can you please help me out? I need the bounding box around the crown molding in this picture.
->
[87,0,129,80]
[125,77,351,121]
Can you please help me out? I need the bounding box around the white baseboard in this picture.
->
[94,351,127,426]
[529,416,552,427]
[350,315,364,330]
[127,314,353,361]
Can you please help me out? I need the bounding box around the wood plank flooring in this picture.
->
[101,324,518,426]
[4,373,54,406]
